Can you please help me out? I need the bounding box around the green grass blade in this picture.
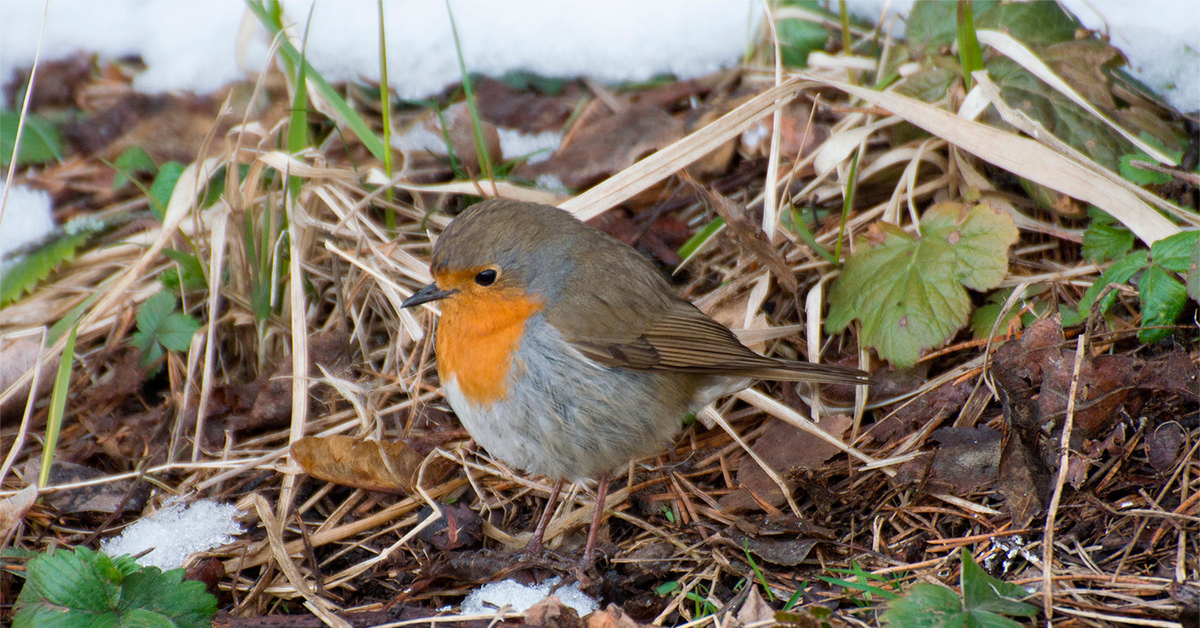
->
[956,0,984,90]
[39,325,77,488]
[444,0,495,182]
[244,0,388,160]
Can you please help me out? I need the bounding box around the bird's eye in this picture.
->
[474,269,497,286]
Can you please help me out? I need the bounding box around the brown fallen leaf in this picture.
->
[1145,421,1185,471]
[19,460,147,514]
[996,395,1052,528]
[719,415,852,513]
[291,435,450,494]
[416,502,481,551]
[0,485,38,542]
[475,76,585,133]
[585,604,643,628]
[526,596,585,628]
[896,427,1001,494]
[737,585,775,624]
[520,104,684,190]
[0,336,60,420]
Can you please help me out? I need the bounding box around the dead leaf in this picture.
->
[475,76,584,133]
[19,460,147,514]
[737,586,775,624]
[0,485,38,541]
[0,337,59,420]
[719,415,852,512]
[527,596,585,628]
[896,427,1001,494]
[521,105,684,190]
[1146,422,1185,471]
[291,435,450,494]
[996,396,1052,528]
[586,604,643,628]
[416,503,481,551]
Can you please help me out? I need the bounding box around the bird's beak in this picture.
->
[401,282,457,308]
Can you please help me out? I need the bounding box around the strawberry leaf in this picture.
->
[827,202,1018,368]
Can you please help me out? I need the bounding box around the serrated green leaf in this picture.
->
[118,569,215,628]
[134,292,177,345]
[881,583,962,627]
[2,109,63,166]
[14,548,215,628]
[1138,263,1187,343]
[1082,221,1136,263]
[1,232,91,306]
[827,202,1018,367]
[157,313,201,352]
[1077,250,1148,318]
[960,548,1036,616]
[1149,230,1200,272]
[132,292,198,367]
[1119,152,1173,185]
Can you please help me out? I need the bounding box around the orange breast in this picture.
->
[436,289,543,406]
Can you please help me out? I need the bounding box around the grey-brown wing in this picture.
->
[568,306,868,385]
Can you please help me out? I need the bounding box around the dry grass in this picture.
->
[1,15,1197,628]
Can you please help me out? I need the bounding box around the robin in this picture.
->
[402,199,868,564]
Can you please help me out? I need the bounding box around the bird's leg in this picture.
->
[582,472,610,566]
[525,477,565,555]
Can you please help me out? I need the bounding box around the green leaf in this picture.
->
[896,62,959,103]
[131,292,200,367]
[157,311,201,352]
[1082,221,1136,263]
[827,202,1018,368]
[1119,152,1173,185]
[777,5,830,67]
[971,289,1021,339]
[881,583,962,627]
[1,232,91,306]
[1117,135,1181,186]
[1077,250,1148,318]
[975,1,1079,45]
[956,1,984,91]
[148,162,186,222]
[906,0,998,58]
[1149,230,1200,272]
[1187,238,1200,304]
[111,147,158,190]
[14,548,215,628]
[2,109,63,166]
[881,548,1036,628]
[118,569,216,628]
[959,548,1036,617]
[1138,263,1187,343]
[160,248,208,291]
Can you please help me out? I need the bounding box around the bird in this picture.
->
[401,198,868,564]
